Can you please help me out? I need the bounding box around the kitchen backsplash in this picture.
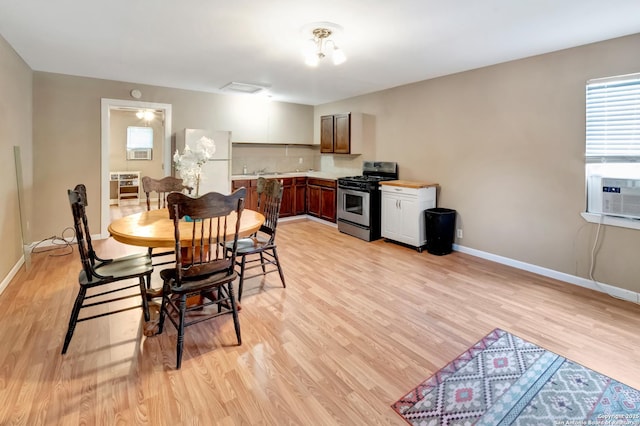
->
[231,143,364,176]
[231,144,321,175]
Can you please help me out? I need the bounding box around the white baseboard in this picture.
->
[0,255,25,296]
[279,214,338,228]
[453,243,640,304]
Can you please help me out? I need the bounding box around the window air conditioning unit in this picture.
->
[601,177,640,219]
[126,148,152,160]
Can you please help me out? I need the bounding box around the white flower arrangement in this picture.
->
[173,136,216,196]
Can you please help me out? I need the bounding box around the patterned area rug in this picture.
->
[392,328,640,425]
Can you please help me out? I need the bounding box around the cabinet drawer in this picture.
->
[381,185,419,196]
[307,178,336,188]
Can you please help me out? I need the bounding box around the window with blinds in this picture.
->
[586,74,640,161]
[585,73,640,218]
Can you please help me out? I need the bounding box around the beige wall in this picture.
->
[315,33,640,294]
[0,34,32,281]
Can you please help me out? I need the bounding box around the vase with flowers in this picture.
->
[173,136,216,197]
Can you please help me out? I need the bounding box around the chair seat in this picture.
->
[80,254,153,285]
[97,251,150,265]
[159,267,238,294]
[232,236,274,254]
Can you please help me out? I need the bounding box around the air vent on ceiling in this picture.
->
[220,81,271,94]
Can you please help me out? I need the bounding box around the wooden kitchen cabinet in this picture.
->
[319,112,363,154]
[233,176,334,221]
[294,177,307,215]
[381,181,437,251]
[320,115,335,153]
[274,177,307,218]
[306,178,336,222]
[233,177,304,218]
[279,178,294,217]
[231,179,258,211]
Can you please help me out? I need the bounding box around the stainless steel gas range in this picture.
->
[337,161,398,241]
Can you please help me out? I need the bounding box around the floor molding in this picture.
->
[280,214,338,227]
[0,255,25,296]
[453,243,639,304]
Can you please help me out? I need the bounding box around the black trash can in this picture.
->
[425,208,456,255]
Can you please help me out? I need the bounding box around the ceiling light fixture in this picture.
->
[136,110,155,121]
[303,27,346,67]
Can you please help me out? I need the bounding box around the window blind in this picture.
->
[126,126,153,149]
[586,74,640,161]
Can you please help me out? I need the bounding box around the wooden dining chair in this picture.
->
[62,184,153,354]
[157,188,246,369]
[141,176,193,268]
[141,176,193,210]
[228,178,286,301]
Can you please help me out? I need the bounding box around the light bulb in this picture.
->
[305,54,320,67]
[332,46,346,65]
[303,39,320,67]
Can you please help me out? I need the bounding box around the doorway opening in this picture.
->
[100,98,172,238]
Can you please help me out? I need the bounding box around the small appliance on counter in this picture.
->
[337,161,398,241]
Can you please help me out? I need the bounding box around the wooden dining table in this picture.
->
[108,208,265,248]
[108,207,264,329]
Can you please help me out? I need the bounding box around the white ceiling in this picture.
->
[2,0,640,106]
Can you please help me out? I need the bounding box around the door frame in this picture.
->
[100,98,173,238]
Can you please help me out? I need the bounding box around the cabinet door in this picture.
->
[279,178,294,217]
[320,115,334,153]
[320,187,336,222]
[333,113,351,154]
[397,196,419,246]
[232,179,257,211]
[307,185,321,216]
[381,193,402,240]
[294,179,307,215]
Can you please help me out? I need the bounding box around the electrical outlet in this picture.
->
[456,229,463,239]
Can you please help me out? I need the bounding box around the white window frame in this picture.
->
[582,72,640,230]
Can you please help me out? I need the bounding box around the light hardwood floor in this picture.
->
[1,218,639,425]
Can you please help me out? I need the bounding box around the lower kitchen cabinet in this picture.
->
[380,181,437,251]
[307,178,336,223]
[294,177,307,215]
[231,179,258,211]
[232,177,313,219]
[279,178,294,217]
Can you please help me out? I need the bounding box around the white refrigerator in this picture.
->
[183,129,232,195]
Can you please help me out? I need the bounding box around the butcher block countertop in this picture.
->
[380,180,439,189]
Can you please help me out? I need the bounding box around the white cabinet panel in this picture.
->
[381,185,436,250]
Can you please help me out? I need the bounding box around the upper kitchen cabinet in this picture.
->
[267,102,313,144]
[219,96,313,144]
[319,112,364,154]
[217,96,267,143]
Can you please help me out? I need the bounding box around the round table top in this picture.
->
[108,208,265,248]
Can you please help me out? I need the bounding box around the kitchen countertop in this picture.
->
[231,171,344,180]
[380,180,439,189]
